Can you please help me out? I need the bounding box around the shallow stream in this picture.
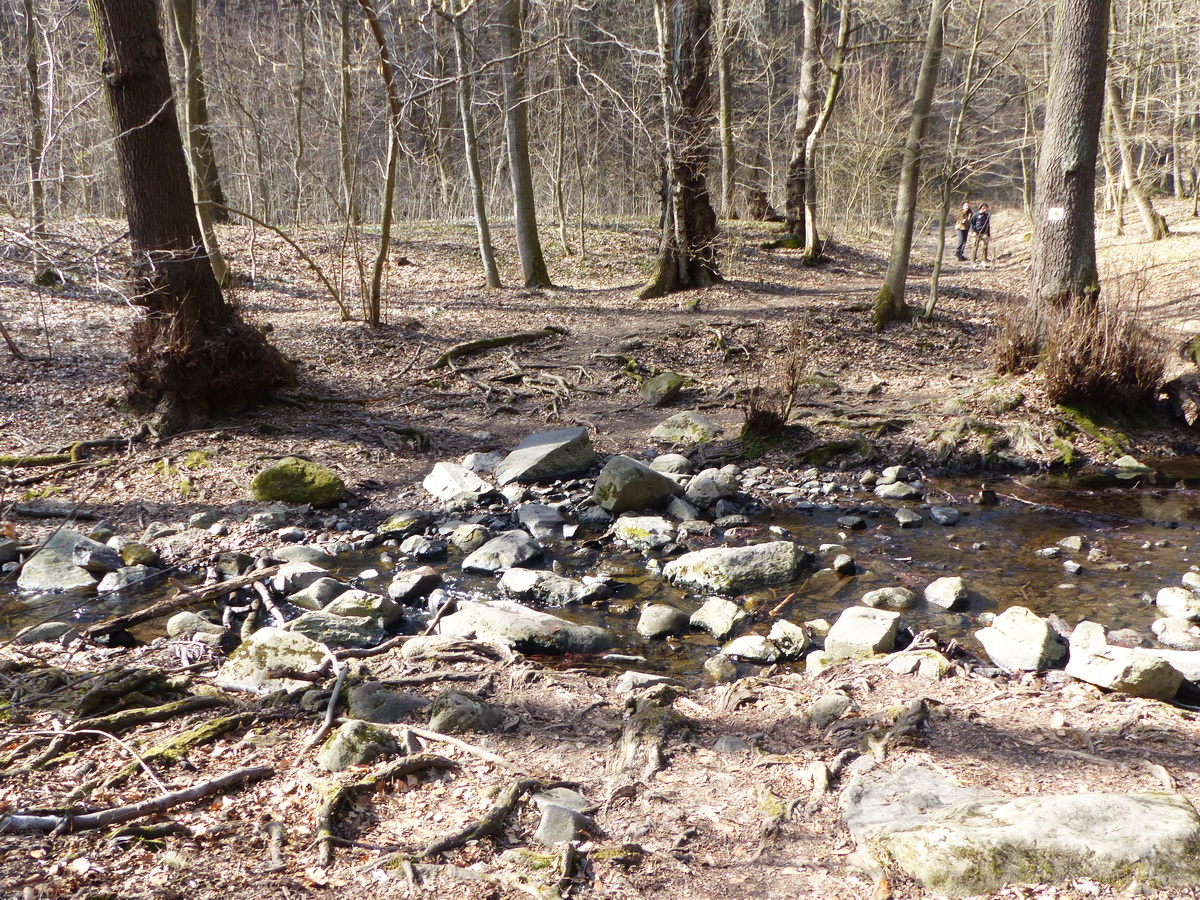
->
[4,468,1199,679]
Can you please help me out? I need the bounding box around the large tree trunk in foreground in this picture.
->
[873,0,949,330]
[499,0,552,288]
[89,0,287,432]
[1026,0,1110,341]
[640,0,720,300]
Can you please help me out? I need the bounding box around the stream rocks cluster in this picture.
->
[8,418,1200,895]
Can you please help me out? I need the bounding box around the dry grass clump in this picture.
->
[1000,300,1162,414]
[1040,301,1164,410]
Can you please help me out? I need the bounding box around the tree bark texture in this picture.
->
[873,0,949,330]
[640,0,720,299]
[88,0,286,430]
[499,0,552,288]
[1027,0,1110,321]
[785,0,821,243]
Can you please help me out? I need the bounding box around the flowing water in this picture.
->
[4,470,1199,679]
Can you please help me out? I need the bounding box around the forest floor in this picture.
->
[2,201,1199,533]
[2,202,1200,900]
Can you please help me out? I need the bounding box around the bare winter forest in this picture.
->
[5,3,1200,899]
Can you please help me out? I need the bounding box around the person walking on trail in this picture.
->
[970,202,992,267]
[954,201,972,261]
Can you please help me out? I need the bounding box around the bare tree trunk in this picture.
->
[24,0,48,281]
[873,0,949,330]
[359,0,403,326]
[1027,0,1110,344]
[801,0,852,266]
[338,0,360,225]
[292,2,308,225]
[553,39,571,253]
[1019,89,1036,220]
[448,10,501,288]
[87,0,287,432]
[168,0,227,220]
[168,0,229,285]
[926,0,985,320]
[639,0,720,299]
[498,0,551,288]
[784,0,820,244]
[714,0,736,219]
[1106,79,1168,240]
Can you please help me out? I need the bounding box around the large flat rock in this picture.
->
[494,427,595,485]
[16,530,100,595]
[844,763,1200,896]
[438,600,613,654]
[662,541,803,595]
[214,627,329,693]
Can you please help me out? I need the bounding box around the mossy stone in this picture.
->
[251,456,346,507]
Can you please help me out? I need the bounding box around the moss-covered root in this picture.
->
[11,694,227,775]
[99,711,262,793]
[608,683,682,781]
[316,753,458,868]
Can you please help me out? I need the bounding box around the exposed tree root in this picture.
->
[95,710,262,793]
[9,694,227,774]
[315,753,458,867]
[420,777,542,858]
[0,765,273,834]
[608,683,682,781]
[428,325,568,369]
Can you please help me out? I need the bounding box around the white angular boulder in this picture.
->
[494,427,595,486]
[825,607,902,659]
[663,541,804,595]
[976,606,1066,671]
[1065,621,1182,701]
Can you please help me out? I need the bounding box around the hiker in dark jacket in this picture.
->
[954,201,972,261]
[970,202,992,267]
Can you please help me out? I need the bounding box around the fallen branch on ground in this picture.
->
[428,325,568,369]
[82,566,280,638]
[0,765,273,834]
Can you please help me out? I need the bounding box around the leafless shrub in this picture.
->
[742,324,808,437]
